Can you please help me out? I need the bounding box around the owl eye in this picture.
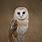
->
[23,12,25,14]
[17,12,20,15]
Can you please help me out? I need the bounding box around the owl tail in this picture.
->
[17,34,25,42]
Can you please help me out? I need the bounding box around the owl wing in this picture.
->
[8,19,17,42]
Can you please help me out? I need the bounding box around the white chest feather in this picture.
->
[17,26,28,34]
[17,19,29,34]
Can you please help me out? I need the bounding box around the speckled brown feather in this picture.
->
[8,19,18,42]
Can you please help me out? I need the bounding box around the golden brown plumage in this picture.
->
[8,19,18,42]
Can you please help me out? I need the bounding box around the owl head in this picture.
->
[13,7,29,21]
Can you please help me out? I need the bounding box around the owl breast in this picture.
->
[16,18,28,34]
[17,25,28,34]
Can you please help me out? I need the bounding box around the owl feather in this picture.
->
[8,19,18,42]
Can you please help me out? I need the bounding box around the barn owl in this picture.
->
[8,7,29,42]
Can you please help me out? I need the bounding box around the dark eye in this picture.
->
[23,12,25,14]
[17,12,20,15]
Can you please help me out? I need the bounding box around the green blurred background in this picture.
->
[0,0,42,42]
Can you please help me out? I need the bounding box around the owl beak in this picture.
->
[20,16,22,18]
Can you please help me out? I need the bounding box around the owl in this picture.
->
[8,7,29,42]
